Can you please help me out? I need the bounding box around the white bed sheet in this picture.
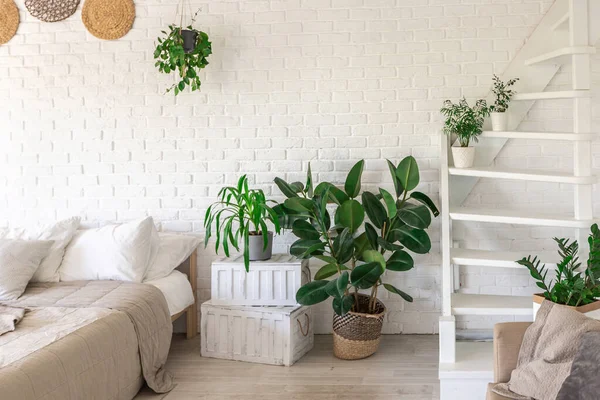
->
[146,270,194,316]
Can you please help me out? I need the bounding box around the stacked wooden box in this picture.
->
[201,254,314,366]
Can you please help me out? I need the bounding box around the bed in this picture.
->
[0,251,198,400]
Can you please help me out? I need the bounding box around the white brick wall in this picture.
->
[5,0,596,334]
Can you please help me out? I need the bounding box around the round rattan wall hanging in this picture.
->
[82,0,135,40]
[25,0,80,22]
[0,0,19,45]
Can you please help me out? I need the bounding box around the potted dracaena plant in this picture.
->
[274,158,438,360]
[204,175,281,272]
[153,8,212,95]
[489,75,519,131]
[518,224,600,319]
[440,97,490,168]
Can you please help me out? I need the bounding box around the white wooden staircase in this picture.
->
[439,1,599,399]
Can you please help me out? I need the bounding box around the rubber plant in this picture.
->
[273,158,439,316]
[153,9,212,95]
[204,175,281,272]
[518,224,600,307]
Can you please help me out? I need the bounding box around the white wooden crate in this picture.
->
[211,254,309,306]
[200,300,314,366]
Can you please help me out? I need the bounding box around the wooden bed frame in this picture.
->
[170,250,198,339]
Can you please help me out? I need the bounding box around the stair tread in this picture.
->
[438,341,493,378]
[525,46,595,66]
[512,90,590,100]
[452,293,532,316]
[449,206,593,228]
[451,248,558,268]
[448,166,595,184]
[481,131,595,141]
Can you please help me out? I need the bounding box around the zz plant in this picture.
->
[204,175,281,272]
[274,158,439,316]
[440,98,490,147]
[490,75,519,113]
[517,224,600,307]
[154,10,212,95]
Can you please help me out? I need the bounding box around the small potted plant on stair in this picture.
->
[489,75,519,131]
[518,224,600,319]
[204,175,281,272]
[440,97,490,168]
[274,158,438,360]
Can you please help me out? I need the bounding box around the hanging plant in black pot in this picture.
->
[153,8,212,95]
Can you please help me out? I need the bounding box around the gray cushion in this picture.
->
[556,331,600,400]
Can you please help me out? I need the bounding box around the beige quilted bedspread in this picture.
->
[0,281,174,400]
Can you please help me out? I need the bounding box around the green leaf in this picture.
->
[365,222,378,250]
[397,203,432,229]
[362,249,386,271]
[390,225,431,254]
[332,228,354,264]
[290,239,325,259]
[274,177,298,198]
[351,262,383,289]
[387,159,404,197]
[344,160,364,198]
[315,254,338,264]
[296,280,330,305]
[396,156,419,191]
[325,271,349,299]
[314,263,349,280]
[383,283,413,302]
[306,163,313,197]
[362,191,387,229]
[410,192,439,217]
[333,295,354,316]
[292,219,320,240]
[377,237,404,252]
[353,233,372,260]
[379,188,397,218]
[337,199,365,233]
[315,182,349,205]
[386,250,414,271]
[284,197,314,213]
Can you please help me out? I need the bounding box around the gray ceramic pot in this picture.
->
[248,231,273,261]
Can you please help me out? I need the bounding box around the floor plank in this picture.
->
[135,334,440,400]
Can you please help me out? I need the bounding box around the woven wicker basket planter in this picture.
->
[332,294,386,360]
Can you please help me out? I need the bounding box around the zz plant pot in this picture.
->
[181,29,198,54]
[451,146,475,168]
[248,231,273,261]
[490,112,508,132]
[332,294,386,360]
[533,294,600,320]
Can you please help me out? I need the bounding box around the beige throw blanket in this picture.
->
[2,280,174,393]
[0,305,25,336]
[493,301,600,400]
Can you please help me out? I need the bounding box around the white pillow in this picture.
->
[0,239,54,300]
[59,217,160,283]
[143,233,201,282]
[0,217,80,282]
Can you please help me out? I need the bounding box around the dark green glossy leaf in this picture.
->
[383,283,413,302]
[396,156,419,191]
[337,199,365,233]
[274,177,299,198]
[365,222,379,250]
[314,182,349,204]
[325,271,349,299]
[290,181,304,193]
[353,232,372,260]
[398,203,432,229]
[377,237,404,252]
[386,250,414,271]
[362,249,386,271]
[379,188,397,218]
[387,159,404,197]
[284,197,314,212]
[344,160,364,198]
[332,228,354,264]
[351,262,383,289]
[315,254,337,264]
[296,280,330,305]
[362,191,387,229]
[306,163,313,197]
[272,204,308,230]
[314,263,349,280]
[292,219,320,240]
[333,295,355,316]
[290,239,325,259]
[390,225,431,254]
[410,191,439,217]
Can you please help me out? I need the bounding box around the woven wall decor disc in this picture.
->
[25,0,81,23]
[82,0,135,40]
[0,0,19,45]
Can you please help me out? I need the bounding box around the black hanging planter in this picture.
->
[181,29,198,54]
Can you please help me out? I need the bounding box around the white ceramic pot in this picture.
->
[490,112,508,132]
[451,146,475,168]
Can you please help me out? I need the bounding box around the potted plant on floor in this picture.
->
[204,175,281,272]
[274,158,438,360]
[153,8,212,95]
[489,75,519,131]
[440,97,490,168]
[518,224,600,319]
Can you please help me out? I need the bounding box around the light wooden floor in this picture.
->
[135,334,440,400]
